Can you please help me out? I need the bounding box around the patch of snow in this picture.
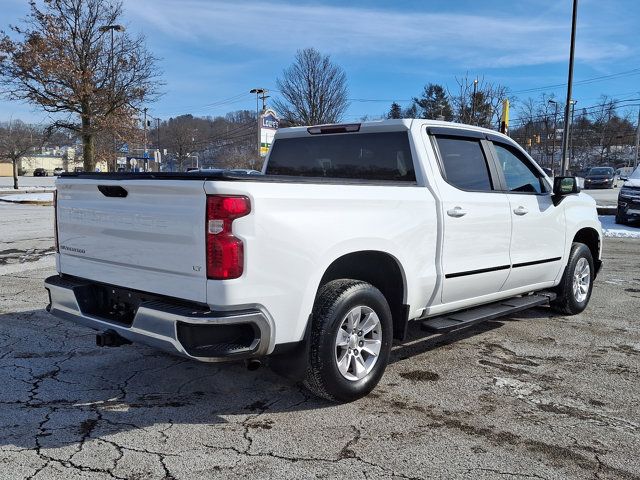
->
[0,186,54,191]
[0,192,53,203]
[493,377,542,397]
[599,215,640,239]
[0,255,55,276]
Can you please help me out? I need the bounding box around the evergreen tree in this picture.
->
[387,102,402,119]
[413,84,453,120]
[403,104,418,119]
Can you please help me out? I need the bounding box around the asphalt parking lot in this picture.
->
[1,204,639,479]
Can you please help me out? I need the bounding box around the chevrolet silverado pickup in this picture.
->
[45,119,603,402]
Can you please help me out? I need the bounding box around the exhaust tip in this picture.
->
[245,359,262,371]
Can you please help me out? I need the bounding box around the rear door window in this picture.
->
[434,137,493,191]
[265,132,415,182]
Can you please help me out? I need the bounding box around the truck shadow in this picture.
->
[0,306,553,450]
[389,306,554,365]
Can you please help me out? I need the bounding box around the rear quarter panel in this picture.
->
[204,180,438,346]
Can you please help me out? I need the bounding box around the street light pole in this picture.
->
[143,107,148,172]
[570,100,577,165]
[561,0,578,175]
[99,25,125,172]
[250,88,267,156]
[471,78,478,125]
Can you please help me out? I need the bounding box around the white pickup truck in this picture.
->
[45,119,602,402]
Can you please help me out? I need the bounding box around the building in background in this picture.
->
[0,146,107,175]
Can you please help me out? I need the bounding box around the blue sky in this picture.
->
[2,0,639,123]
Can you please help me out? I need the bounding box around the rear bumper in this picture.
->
[44,275,272,362]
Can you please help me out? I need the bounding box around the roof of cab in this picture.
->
[274,118,511,143]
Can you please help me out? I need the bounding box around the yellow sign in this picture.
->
[500,99,510,134]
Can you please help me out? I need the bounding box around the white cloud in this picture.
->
[124,0,634,68]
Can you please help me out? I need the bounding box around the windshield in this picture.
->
[588,167,613,176]
[630,166,640,180]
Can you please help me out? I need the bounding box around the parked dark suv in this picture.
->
[33,168,49,176]
[616,166,640,225]
[584,167,617,189]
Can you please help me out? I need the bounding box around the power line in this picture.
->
[508,97,640,128]
[511,68,640,95]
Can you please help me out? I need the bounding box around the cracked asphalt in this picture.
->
[1,204,639,479]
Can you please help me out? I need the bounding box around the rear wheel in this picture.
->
[551,243,594,315]
[303,280,392,402]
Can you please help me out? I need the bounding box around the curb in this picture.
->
[0,199,53,206]
[597,206,617,216]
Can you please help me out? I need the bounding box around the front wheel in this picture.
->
[303,280,393,402]
[551,243,594,315]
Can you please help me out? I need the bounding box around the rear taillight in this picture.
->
[206,195,251,279]
[53,189,59,253]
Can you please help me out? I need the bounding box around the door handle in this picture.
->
[447,206,467,218]
[513,206,529,216]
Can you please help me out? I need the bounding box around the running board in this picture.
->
[421,293,556,333]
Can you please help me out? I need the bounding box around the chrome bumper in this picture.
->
[44,275,272,362]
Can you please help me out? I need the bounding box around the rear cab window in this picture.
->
[265,132,416,182]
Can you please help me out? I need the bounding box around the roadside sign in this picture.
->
[259,109,279,157]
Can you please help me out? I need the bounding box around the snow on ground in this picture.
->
[0,192,53,203]
[599,215,640,239]
[0,186,53,192]
[0,176,56,191]
[0,254,55,276]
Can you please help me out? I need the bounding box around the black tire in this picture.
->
[551,243,594,315]
[303,279,393,402]
[615,214,627,225]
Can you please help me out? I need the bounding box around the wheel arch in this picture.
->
[318,250,409,341]
[572,227,602,276]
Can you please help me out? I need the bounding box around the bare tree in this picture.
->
[94,106,143,169]
[274,48,349,126]
[0,120,46,189]
[0,0,160,171]
[156,112,258,171]
[449,74,510,128]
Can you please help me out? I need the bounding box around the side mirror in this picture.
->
[553,176,580,197]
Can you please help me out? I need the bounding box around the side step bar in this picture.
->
[421,293,556,333]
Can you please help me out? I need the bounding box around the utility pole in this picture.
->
[250,88,267,156]
[548,99,559,173]
[634,105,640,169]
[561,0,578,175]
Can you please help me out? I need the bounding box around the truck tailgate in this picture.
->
[56,179,207,303]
